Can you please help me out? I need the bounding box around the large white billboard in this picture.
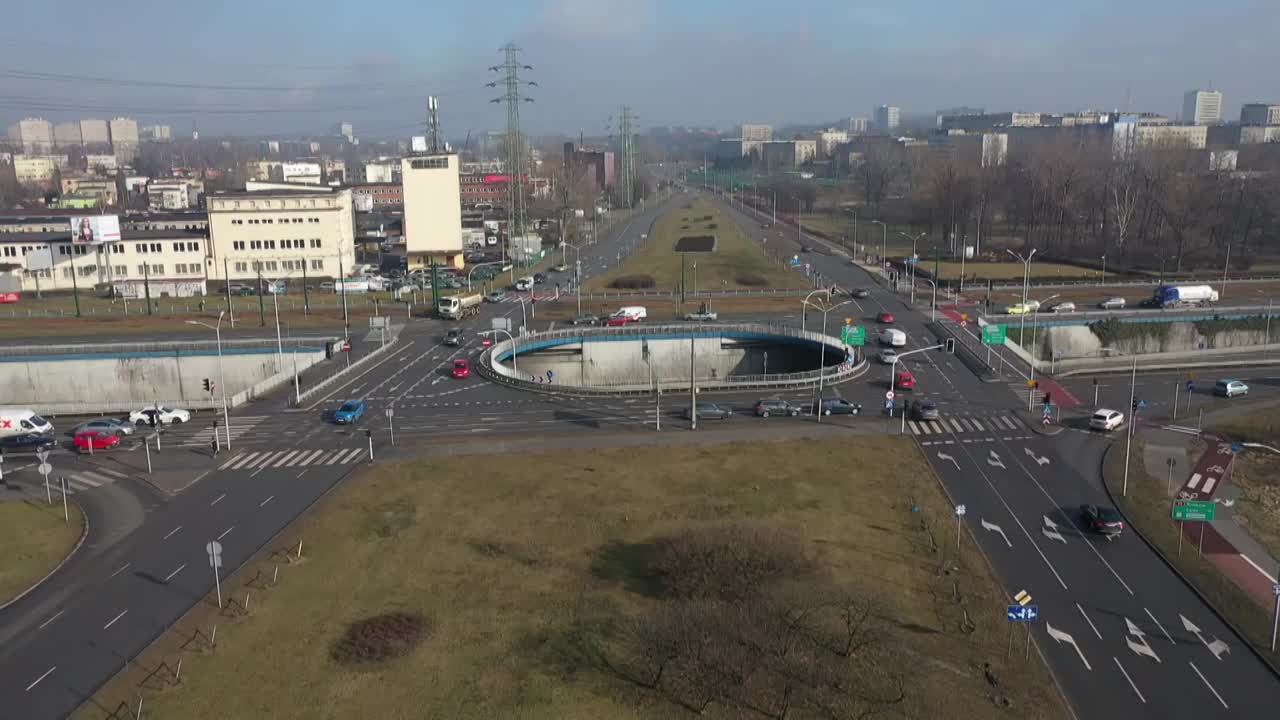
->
[70,215,121,244]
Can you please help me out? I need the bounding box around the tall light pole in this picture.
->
[467,261,513,291]
[1122,356,1138,497]
[186,312,231,450]
[1006,248,1038,348]
[802,297,854,423]
[872,220,887,272]
[1100,254,1107,286]
[481,329,517,376]
[898,232,926,303]
[921,279,938,321]
[800,288,832,333]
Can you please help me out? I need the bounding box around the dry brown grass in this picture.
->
[0,499,84,605]
[79,437,1070,720]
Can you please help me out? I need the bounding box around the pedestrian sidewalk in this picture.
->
[1142,426,1280,610]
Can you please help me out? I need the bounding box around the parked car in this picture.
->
[74,430,121,453]
[0,432,57,453]
[909,399,940,421]
[485,290,507,303]
[812,397,862,416]
[895,370,916,391]
[879,349,899,365]
[129,406,191,426]
[1214,379,1249,398]
[571,314,600,326]
[1099,297,1126,310]
[876,311,895,324]
[1089,408,1125,431]
[684,309,718,321]
[443,329,463,346]
[227,283,256,296]
[851,288,870,299]
[331,400,366,425]
[753,398,801,418]
[452,359,471,379]
[1051,302,1077,313]
[72,418,134,436]
[684,402,733,420]
[1081,504,1125,537]
[319,281,335,291]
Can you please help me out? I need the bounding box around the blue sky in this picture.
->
[2,0,1276,138]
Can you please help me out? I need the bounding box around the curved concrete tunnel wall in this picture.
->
[483,324,861,393]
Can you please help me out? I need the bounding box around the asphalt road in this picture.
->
[3,187,1279,718]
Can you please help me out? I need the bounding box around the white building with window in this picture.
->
[401,153,463,269]
[206,188,356,283]
[0,228,208,295]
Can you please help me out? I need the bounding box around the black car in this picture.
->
[799,246,812,253]
[684,402,733,420]
[1082,505,1124,537]
[754,398,801,418]
[812,397,862,416]
[0,432,57,453]
[443,329,463,346]
[533,272,547,284]
[909,399,940,421]
[851,288,870,299]
[571,314,600,326]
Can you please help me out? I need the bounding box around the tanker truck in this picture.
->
[438,293,483,320]
[1153,284,1219,308]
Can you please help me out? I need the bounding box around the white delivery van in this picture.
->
[612,306,648,322]
[878,328,906,347]
[0,408,54,437]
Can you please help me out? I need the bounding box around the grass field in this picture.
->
[82,437,1070,720]
[535,296,804,322]
[0,499,84,605]
[587,199,807,293]
[932,261,1110,282]
[1103,440,1280,663]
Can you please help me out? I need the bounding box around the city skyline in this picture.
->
[1,0,1277,137]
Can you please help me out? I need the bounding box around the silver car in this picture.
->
[1099,297,1126,310]
[74,418,134,436]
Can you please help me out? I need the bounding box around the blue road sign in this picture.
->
[1006,604,1040,622]
[1138,400,1149,409]
[1231,442,1243,454]
[1042,404,1053,417]
[1187,380,1195,392]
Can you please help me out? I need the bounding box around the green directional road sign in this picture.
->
[981,324,1008,345]
[1173,499,1216,522]
[842,325,866,346]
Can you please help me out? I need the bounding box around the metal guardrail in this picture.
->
[477,322,865,395]
[571,287,817,300]
[0,336,338,358]
[985,275,1280,290]
[982,304,1274,326]
[295,336,400,407]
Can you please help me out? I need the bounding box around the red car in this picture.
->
[452,359,470,379]
[894,370,916,391]
[877,312,895,324]
[481,336,493,348]
[604,315,632,327]
[74,430,121,452]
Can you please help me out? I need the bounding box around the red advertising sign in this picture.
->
[0,292,19,303]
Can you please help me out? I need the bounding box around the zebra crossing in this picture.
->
[907,414,1027,437]
[218,446,367,471]
[60,465,131,494]
[179,415,271,447]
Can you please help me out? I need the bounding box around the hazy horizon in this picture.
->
[2,0,1277,140]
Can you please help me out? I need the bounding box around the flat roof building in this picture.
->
[207,188,356,282]
[401,153,463,269]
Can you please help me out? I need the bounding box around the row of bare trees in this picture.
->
[859,137,1280,271]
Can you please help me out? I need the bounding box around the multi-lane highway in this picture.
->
[2,185,1278,718]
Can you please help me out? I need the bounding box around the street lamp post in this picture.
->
[872,220,887,272]
[802,297,855,424]
[1100,254,1106,286]
[800,288,832,333]
[467,261,513,291]
[185,312,232,450]
[921,279,938,321]
[898,232,926,303]
[1006,248,1038,350]
[481,329,518,376]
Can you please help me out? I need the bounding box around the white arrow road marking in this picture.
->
[1046,623,1092,670]
[1206,464,1225,474]
[1180,615,1230,660]
[936,451,960,471]
[1042,515,1067,543]
[1024,447,1050,466]
[987,450,1005,469]
[1075,603,1102,639]
[1123,618,1161,662]
[980,518,1012,547]
[1113,658,1146,704]
[1189,661,1229,709]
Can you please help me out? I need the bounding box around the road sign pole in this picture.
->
[1178,521,1185,556]
[144,438,152,474]
[1199,521,1206,557]
[1173,383,1180,419]
[60,476,68,523]
[213,560,222,608]
[1272,587,1280,652]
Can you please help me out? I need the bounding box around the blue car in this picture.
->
[332,400,366,424]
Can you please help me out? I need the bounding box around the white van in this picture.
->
[515,276,535,291]
[612,306,648,322]
[0,408,54,438]
[878,328,906,347]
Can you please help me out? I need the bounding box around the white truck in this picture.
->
[438,293,482,320]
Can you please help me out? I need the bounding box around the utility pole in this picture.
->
[426,95,443,153]
[617,105,637,209]
[488,44,535,268]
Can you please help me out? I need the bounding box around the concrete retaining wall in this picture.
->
[1,348,325,414]
[1041,322,1270,362]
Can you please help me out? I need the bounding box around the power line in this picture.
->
[488,44,536,261]
[0,68,452,93]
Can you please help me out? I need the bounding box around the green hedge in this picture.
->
[1193,316,1269,341]
[1087,317,1171,347]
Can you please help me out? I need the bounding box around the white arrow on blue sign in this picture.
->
[1006,604,1040,622]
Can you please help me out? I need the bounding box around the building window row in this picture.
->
[411,157,449,170]
[230,216,322,226]
[136,264,165,275]
[135,242,163,253]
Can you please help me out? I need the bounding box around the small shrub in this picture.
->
[736,274,768,287]
[330,612,429,665]
[609,274,656,290]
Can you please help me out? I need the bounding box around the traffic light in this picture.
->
[364,429,372,438]
[944,338,956,354]
[1132,398,1139,412]
[148,413,157,428]
[202,378,211,393]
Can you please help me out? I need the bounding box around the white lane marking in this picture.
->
[259,495,275,508]
[217,525,234,540]
[25,666,55,691]
[1076,603,1102,639]
[162,525,182,540]
[298,449,326,466]
[1189,661,1228,709]
[1187,472,1202,489]
[908,421,923,435]
[271,450,301,467]
[1239,553,1280,583]
[1144,608,1175,644]
[1113,658,1146,703]
[296,469,308,478]
[228,451,261,470]
[1201,476,1218,494]
[340,447,365,463]
[949,418,964,432]
[970,419,985,431]
[37,610,63,630]
[109,562,130,578]
[210,493,226,507]
[218,453,244,470]
[103,609,128,629]
[164,563,186,582]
